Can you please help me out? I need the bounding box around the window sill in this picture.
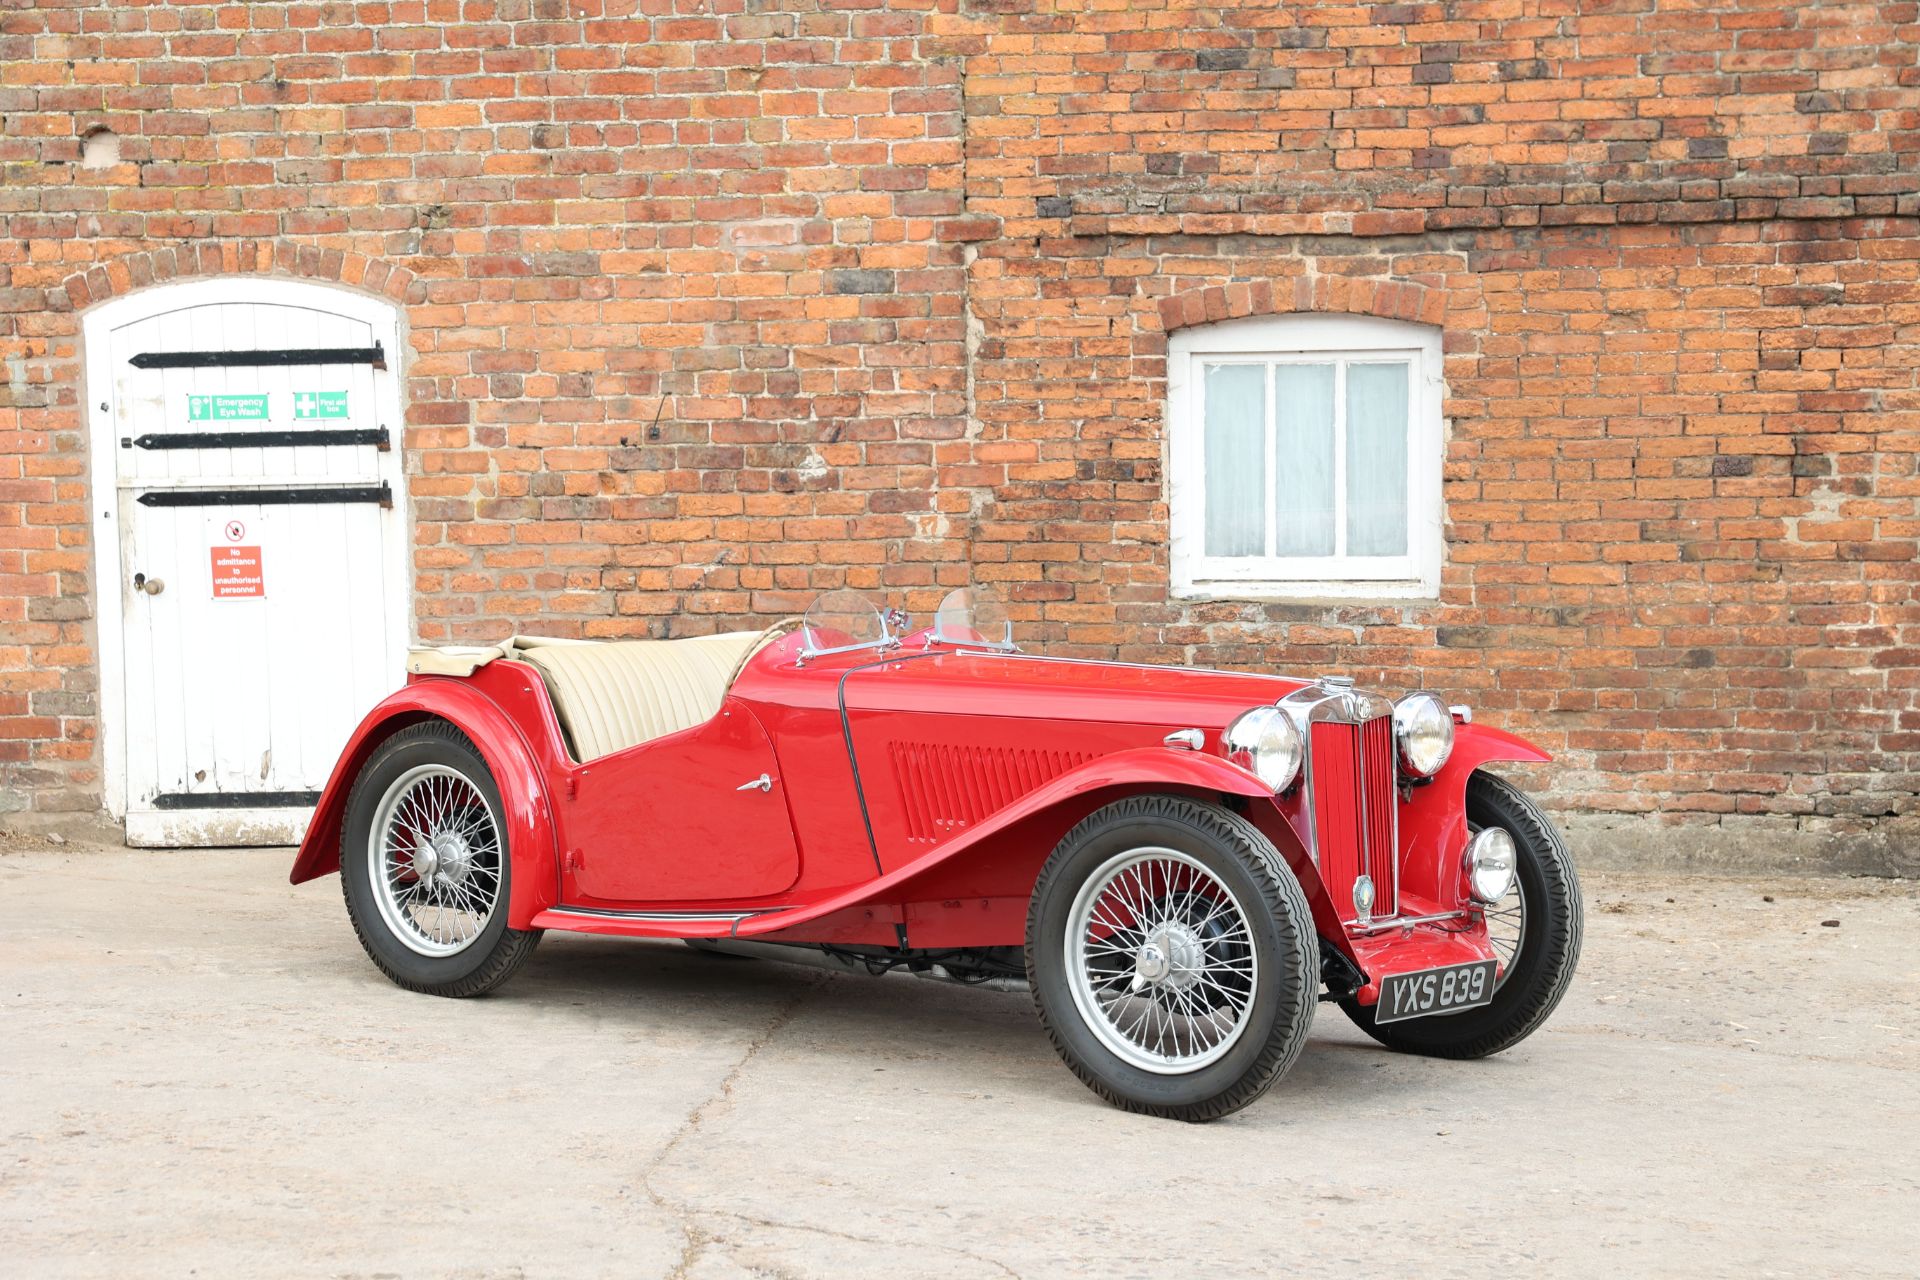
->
[1172,578,1440,606]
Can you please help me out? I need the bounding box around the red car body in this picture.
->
[291,628,1545,1010]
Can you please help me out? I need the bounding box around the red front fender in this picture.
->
[757,746,1339,948]
[288,676,561,929]
[1397,722,1552,907]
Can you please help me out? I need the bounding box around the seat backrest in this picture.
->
[517,631,766,761]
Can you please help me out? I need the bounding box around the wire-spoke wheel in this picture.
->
[370,764,504,957]
[1028,795,1316,1122]
[1065,848,1258,1073]
[1342,771,1581,1058]
[340,720,540,997]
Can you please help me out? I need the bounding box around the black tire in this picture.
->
[339,720,540,997]
[1342,771,1582,1057]
[1026,794,1317,1122]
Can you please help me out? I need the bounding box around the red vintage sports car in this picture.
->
[292,587,1582,1120]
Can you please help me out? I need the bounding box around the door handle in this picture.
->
[132,573,165,596]
[736,773,773,793]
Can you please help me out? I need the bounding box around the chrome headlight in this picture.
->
[1465,826,1517,904]
[1392,692,1454,778]
[1223,705,1304,793]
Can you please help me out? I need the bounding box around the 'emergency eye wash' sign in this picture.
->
[188,394,269,421]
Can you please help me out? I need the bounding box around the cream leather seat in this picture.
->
[516,631,767,761]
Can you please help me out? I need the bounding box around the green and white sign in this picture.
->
[187,394,269,422]
[294,391,348,420]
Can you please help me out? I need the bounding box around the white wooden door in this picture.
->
[85,280,410,847]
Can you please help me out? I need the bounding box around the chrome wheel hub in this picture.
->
[414,829,473,885]
[1135,922,1206,993]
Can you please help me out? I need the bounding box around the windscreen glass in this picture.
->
[800,589,893,656]
[931,586,1015,649]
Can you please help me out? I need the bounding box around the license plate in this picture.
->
[1374,959,1498,1024]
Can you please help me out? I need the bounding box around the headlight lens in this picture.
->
[1223,705,1304,793]
[1392,692,1454,778]
[1465,826,1518,904]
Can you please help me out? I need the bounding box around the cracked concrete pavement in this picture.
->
[2,838,1916,1278]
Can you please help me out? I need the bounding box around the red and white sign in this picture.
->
[210,545,265,599]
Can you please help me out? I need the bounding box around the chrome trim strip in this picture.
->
[951,649,1325,687]
[1354,715,1371,912]
[549,906,780,923]
[1349,909,1473,936]
[1389,718,1402,917]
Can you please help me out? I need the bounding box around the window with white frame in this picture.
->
[1167,312,1443,599]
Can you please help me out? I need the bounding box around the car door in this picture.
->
[557,700,802,905]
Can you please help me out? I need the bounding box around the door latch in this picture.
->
[735,773,773,792]
[132,572,165,596]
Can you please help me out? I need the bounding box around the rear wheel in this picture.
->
[1026,795,1316,1122]
[1341,771,1582,1057]
[340,720,540,997]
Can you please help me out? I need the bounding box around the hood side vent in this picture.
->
[889,742,1091,844]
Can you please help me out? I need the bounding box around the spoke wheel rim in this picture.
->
[369,763,504,958]
[1064,847,1260,1074]
[1474,823,1527,992]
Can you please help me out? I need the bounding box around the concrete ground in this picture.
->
[1,835,1915,1279]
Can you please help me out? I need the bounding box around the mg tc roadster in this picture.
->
[292,588,1583,1121]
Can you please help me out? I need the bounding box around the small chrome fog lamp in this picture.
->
[1352,874,1376,925]
[1465,827,1518,905]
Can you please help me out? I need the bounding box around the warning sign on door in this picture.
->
[210,545,265,599]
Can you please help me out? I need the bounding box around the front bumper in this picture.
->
[1342,908,1497,1007]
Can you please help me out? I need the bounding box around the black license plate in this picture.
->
[1374,960,1498,1025]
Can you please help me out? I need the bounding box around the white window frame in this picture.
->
[1167,312,1444,601]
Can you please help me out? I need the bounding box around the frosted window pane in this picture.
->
[1273,363,1335,556]
[1347,362,1409,556]
[1203,363,1266,557]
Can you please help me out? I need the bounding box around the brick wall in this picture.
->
[2,0,1916,862]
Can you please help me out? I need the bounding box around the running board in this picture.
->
[531,905,787,939]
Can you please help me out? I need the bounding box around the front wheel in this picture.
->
[1342,771,1583,1057]
[1026,795,1317,1122]
[340,720,540,997]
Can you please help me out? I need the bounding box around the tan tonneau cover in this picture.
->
[405,635,593,678]
[405,631,767,761]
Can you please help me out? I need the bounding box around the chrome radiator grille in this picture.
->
[1310,715,1399,922]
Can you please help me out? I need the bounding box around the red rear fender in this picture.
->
[288,671,562,929]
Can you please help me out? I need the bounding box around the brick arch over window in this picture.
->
[57,242,423,312]
[1153,275,1446,336]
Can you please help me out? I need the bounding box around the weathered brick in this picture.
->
[0,0,1914,846]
